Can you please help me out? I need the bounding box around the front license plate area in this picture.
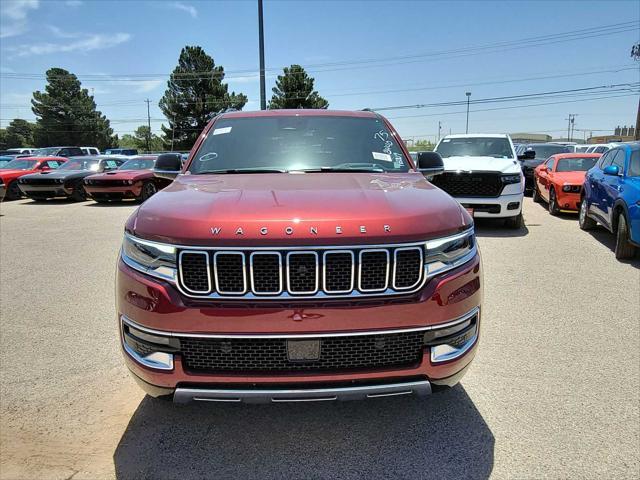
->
[287,340,321,362]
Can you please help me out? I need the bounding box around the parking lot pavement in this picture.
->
[0,197,638,480]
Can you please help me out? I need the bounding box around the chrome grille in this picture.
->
[176,244,426,299]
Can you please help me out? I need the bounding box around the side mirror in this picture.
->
[416,151,444,177]
[518,150,536,160]
[154,153,182,180]
[603,165,619,176]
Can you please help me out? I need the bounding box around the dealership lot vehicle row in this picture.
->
[0,197,638,479]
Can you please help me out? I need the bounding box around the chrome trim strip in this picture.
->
[392,246,424,290]
[120,321,174,370]
[213,251,247,295]
[173,380,432,404]
[249,251,283,295]
[358,249,390,292]
[286,251,319,295]
[124,229,473,252]
[120,306,479,339]
[322,250,355,294]
[178,250,211,294]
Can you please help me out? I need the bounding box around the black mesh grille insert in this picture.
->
[431,172,503,197]
[324,252,354,292]
[215,254,245,293]
[180,331,425,373]
[394,249,422,288]
[180,252,210,292]
[360,251,388,290]
[288,253,317,293]
[251,254,281,293]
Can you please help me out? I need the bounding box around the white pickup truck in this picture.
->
[432,134,525,228]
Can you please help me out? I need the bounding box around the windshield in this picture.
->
[33,147,59,156]
[58,159,100,171]
[435,137,514,158]
[0,159,37,170]
[119,158,155,170]
[189,116,410,174]
[555,157,598,172]
[528,145,569,159]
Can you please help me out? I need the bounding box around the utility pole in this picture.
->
[465,92,471,134]
[145,99,151,152]
[437,121,442,143]
[258,0,266,110]
[566,114,576,142]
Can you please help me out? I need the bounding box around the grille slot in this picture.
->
[180,331,425,373]
[250,253,282,294]
[287,252,318,294]
[214,252,246,294]
[393,248,423,289]
[323,251,354,293]
[359,250,389,292]
[179,251,211,294]
[431,172,503,197]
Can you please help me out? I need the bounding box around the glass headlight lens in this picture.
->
[122,234,177,281]
[501,174,521,184]
[424,228,476,277]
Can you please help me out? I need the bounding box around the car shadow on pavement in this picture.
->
[114,385,494,479]
[474,218,529,238]
[586,226,640,268]
[85,201,139,207]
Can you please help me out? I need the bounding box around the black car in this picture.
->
[18,156,126,201]
[31,146,86,157]
[104,148,138,155]
[518,143,571,194]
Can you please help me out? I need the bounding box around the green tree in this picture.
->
[4,119,35,148]
[0,129,7,150]
[159,46,247,150]
[31,68,116,149]
[268,65,329,110]
[133,125,164,152]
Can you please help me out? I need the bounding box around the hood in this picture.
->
[89,170,152,181]
[552,171,587,185]
[130,172,471,246]
[22,170,92,181]
[441,156,520,174]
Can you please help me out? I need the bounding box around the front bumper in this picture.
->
[556,191,581,212]
[18,184,71,198]
[455,193,523,218]
[117,249,482,401]
[85,184,142,200]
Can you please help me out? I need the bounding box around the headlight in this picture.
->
[424,228,476,278]
[501,174,521,185]
[57,179,64,184]
[127,180,134,185]
[562,185,581,193]
[121,234,177,281]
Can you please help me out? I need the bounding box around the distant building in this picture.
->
[510,133,552,144]
[588,125,636,144]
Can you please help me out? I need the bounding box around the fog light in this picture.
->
[507,202,520,210]
[430,323,478,363]
[122,321,178,370]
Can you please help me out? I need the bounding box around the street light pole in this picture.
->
[465,92,471,134]
[258,0,266,110]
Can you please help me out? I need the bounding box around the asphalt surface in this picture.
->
[0,196,638,479]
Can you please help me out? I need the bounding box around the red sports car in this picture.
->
[83,155,170,203]
[532,153,601,214]
[0,156,67,201]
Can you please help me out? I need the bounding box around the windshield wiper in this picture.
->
[194,168,287,175]
[294,167,385,173]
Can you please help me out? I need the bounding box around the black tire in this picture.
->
[140,181,157,202]
[505,211,523,229]
[615,213,637,260]
[5,181,22,201]
[532,183,541,203]
[579,198,596,230]
[548,188,559,216]
[70,181,87,201]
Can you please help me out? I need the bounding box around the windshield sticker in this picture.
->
[374,130,393,155]
[48,161,59,168]
[372,152,392,162]
[199,152,218,162]
[213,126,232,136]
[106,161,117,168]
[442,139,450,142]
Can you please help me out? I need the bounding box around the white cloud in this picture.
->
[170,2,197,18]
[9,32,131,57]
[0,0,39,38]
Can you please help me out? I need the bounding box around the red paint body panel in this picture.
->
[0,156,67,185]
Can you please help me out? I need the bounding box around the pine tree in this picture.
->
[31,68,116,149]
[4,119,35,147]
[268,65,329,110]
[159,46,247,150]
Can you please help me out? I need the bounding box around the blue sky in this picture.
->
[0,0,638,143]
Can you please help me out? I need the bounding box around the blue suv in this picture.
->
[580,143,640,259]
